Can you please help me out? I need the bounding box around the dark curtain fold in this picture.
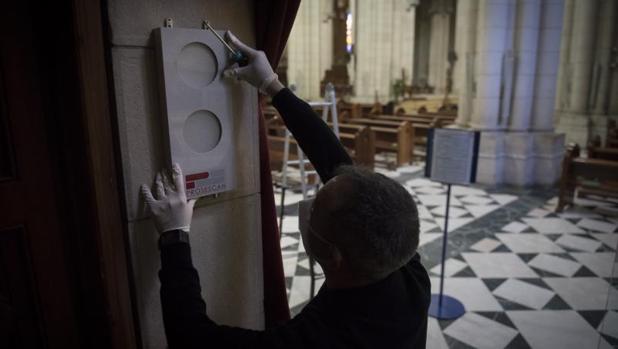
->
[255,0,301,328]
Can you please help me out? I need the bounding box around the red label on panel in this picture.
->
[186,172,210,181]
[186,181,196,189]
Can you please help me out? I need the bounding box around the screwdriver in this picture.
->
[202,21,249,67]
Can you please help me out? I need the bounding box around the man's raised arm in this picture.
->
[225,32,353,183]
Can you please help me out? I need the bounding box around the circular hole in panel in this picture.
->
[183,110,222,153]
[177,42,218,88]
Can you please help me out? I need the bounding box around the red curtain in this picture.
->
[255,0,300,327]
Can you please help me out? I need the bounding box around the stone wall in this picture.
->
[106,1,264,347]
[454,0,566,186]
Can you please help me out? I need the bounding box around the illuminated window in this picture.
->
[346,11,353,54]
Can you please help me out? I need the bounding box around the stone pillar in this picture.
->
[589,0,617,141]
[531,0,563,131]
[555,0,599,146]
[408,1,419,86]
[458,0,566,186]
[469,0,510,130]
[530,0,566,185]
[454,0,479,127]
[427,1,453,94]
[471,0,511,184]
[353,0,416,103]
[508,0,541,131]
[286,0,333,100]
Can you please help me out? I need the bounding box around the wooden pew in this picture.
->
[556,143,618,212]
[328,123,375,168]
[607,120,618,148]
[265,117,375,169]
[345,118,413,166]
[588,135,618,161]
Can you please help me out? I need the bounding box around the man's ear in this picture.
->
[318,244,343,271]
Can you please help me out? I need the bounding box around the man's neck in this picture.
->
[323,270,381,289]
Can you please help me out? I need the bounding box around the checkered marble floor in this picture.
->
[275,167,618,349]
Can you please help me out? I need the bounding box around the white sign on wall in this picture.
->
[154,27,246,198]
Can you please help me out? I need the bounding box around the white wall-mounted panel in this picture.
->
[155,27,257,198]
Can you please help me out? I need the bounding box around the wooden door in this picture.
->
[0,2,82,348]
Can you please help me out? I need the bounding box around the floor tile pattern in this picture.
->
[275,166,618,348]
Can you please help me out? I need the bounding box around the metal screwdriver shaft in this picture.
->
[202,21,248,65]
[203,21,237,55]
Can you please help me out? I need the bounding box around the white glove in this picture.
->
[141,163,196,233]
[223,31,280,94]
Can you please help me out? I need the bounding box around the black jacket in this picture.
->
[158,88,431,348]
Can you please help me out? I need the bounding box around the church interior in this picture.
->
[0,0,616,348]
[271,0,618,348]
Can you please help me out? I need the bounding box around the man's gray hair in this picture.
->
[329,165,420,279]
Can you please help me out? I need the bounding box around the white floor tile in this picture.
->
[558,208,603,220]
[418,194,462,207]
[288,276,325,309]
[493,279,554,309]
[436,217,474,232]
[419,232,442,246]
[574,197,614,207]
[490,194,518,205]
[443,312,517,348]
[297,258,323,274]
[427,318,449,349]
[592,233,618,250]
[430,258,468,277]
[406,178,442,187]
[527,254,581,277]
[430,277,503,311]
[396,165,423,174]
[283,255,298,277]
[466,204,501,218]
[280,235,300,249]
[501,221,529,234]
[463,253,537,278]
[374,168,400,178]
[527,208,551,218]
[418,205,433,219]
[460,195,494,205]
[288,276,311,308]
[470,238,502,252]
[281,216,300,234]
[577,218,617,234]
[523,218,585,234]
[599,311,618,339]
[430,205,469,218]
[420,220,439,234]
[414,186,444,195]
[571,252,616,277]
[496,233,565,253]
[508,310,606,349]
[544,278,618,310]
[555,234,602,252]
[451,185,487,196]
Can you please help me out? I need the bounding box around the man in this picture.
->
[141,32,430,348]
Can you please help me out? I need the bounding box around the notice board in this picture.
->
[425,128,480,185]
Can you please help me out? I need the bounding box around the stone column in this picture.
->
[469,0,510,130]
[508,0,541,131]
[531,0,564,131]
[286,0,333,100]
[470,0,511,184]
[530,0,566,185]
[453,0,479,127]
[427,0,454,94]
[589,0,617,141]
[353,0,417,103]
[555,0,599,146]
